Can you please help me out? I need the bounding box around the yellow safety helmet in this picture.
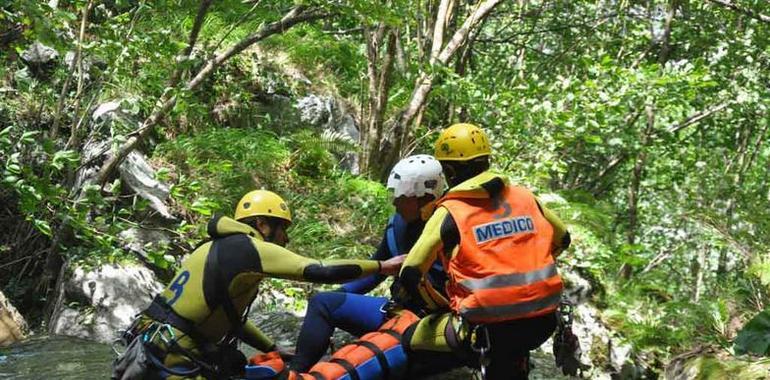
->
[434,123,491,161]
[234,190,292,223]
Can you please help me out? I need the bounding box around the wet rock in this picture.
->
[51,264,163,343]
[0,290,28,346]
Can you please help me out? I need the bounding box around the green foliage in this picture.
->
[264,25,367,97]
[156,128,290,215]
[735,308,770,356]
[288,130,336,178]
[156,127,391,261]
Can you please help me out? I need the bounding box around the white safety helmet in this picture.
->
[386,154,446,199]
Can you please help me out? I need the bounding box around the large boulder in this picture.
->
[119,227,172,260]
[51,264,163,343]
[0,290,28,346]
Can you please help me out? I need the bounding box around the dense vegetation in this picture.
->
[1,0,769,376]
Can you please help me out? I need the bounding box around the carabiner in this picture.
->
[470,325,491,380]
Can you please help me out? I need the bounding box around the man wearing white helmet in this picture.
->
[288,154,448,372]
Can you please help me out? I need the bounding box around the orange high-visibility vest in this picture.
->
[438,185,562,324]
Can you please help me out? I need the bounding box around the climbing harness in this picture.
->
[470,324,491,380]
[112,296,242,379]
[553,298,583,376]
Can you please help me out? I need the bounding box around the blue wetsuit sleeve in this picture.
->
[338,230,390,294]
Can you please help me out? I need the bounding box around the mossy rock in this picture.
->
[589,334,610,370]
[666,354,770,380]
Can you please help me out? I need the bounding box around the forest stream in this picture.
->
[3,2,770,380]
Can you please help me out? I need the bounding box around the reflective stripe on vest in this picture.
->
[438,183,562,323]
[459,263,558,291]
[459,291,562,322]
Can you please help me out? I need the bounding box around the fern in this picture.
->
[319,129,358,155]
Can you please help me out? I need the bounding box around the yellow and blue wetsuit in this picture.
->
[137,215,385,379]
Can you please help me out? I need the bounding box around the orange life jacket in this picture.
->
[437,184,562,324]
[247,310,419,380]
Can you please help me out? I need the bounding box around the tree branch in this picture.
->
[50,0,94,140]
[166,0,214,95]
[94,6,329,185]
[381,0,504,181]
[430,0,452,65]
[707,0,770,23]
[667,101,732,133]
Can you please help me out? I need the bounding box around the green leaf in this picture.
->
[51,150,80,171]
[21,131,39,143]
[32,219,52,237]
[7,163,21,174]
[734,308,770,356]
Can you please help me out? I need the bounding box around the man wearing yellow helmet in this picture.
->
[397,123,571,380]
[112,190,405,380]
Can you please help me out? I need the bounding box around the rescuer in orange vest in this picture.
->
[397,123,571,380]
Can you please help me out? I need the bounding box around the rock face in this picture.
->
[118,151,173,219]
[74,101,174,220]
[0,290,28,346]
[51,264,163,343]
[118,227,172,264]
[294,95,360,174]
[543,269,646,379]
[20,42,59,78]
[75,139,173,219]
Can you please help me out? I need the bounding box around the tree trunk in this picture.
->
[658,0,677,64]
[374,0,504,181]
[619,104,654,280]
[693,248,705,302]
[360,25,397,176]
[430,0,452,65]
[717,121,769,274]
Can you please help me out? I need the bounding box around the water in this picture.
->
[0,329,573,379]
[0,336,114,379]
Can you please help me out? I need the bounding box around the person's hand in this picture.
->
[379,254,407,276]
